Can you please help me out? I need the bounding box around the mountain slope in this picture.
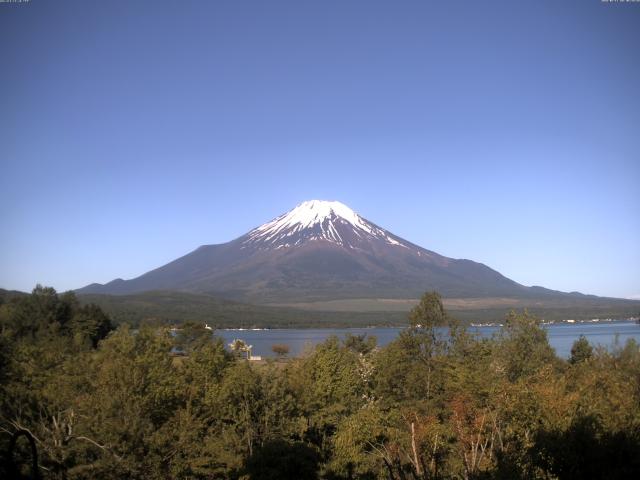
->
[77,200,587,303]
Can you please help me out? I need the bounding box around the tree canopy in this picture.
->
[1,287,639,479]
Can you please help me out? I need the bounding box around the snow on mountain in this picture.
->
[243,200,409,249]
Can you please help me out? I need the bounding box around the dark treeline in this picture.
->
[1,287,639,479]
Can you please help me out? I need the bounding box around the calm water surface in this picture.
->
[218,321,640,358]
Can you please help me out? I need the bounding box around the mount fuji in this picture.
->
[78,200,578,303]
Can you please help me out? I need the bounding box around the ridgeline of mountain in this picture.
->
[77,200,596,303]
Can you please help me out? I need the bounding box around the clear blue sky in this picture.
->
[1,0,638,299]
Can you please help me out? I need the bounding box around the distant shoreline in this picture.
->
[219,318,640,331]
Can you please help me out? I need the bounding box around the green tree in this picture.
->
[70,303,113,348]
[408,291,448,329]
[496,310,557,382]
[374,292,455,407]
[288,337,365,459]
[0,287,112,348]
[569,335,593,365]
[73,326,183,478]
[272,343,290,358]
[343,333,377,355]
[173,321,213,354]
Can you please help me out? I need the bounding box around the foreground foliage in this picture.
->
[1,289,639,479]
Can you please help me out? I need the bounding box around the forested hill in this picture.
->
[78,290,640,328]
[0,288,27,301]
[4,287,639,329]
[76,290,407,328]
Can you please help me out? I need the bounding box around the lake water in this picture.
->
[218,321,640,359]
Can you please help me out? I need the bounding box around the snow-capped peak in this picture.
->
[265,200,371,232]
[243,200,409,249]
